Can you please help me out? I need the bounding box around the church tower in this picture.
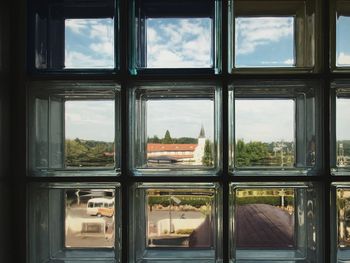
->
[193,125,206,164]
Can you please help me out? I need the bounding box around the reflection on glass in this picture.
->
[146,99,214,168]
[235,17,295,68]
[146,18,212,68]
[336,16,350,67]
[65,19,114,68]
[235,188,295,248]
[65,189,115,248]
[65,100,115,168]
[146,188,214,248]
[235,99,295,168]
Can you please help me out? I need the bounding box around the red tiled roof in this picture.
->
[147,143,197,152]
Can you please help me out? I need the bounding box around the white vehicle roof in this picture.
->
[87,197,114,203]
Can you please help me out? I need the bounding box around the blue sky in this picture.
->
[235,17,294,67]
[337,16,350,66]
[65,19,114,68]
[63,17,350,143]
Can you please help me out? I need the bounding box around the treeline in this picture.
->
[148,196,212,208]
[236,196,294,206]
[236,139,294,167]
[65,138,114,167]
[148,136,198,144]
[148,130,198,144]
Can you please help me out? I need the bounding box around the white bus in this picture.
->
[87,198,115,217]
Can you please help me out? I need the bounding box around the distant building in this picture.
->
[147,126,207,165]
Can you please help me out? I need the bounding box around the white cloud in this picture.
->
[65,19,114,68]
[146,18,212,68]
[284,58,294,65]
[337,52,350,66]
[235,17,294,55]
[65,50,113,68]
[65,19,89,34]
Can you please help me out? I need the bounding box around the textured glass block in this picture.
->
[229,81,322,175]
[130,83,221,176]
[230,0,318,72]
[331,84,350,175]
[129,183,222,262]
[331,183,350,262]
[28,183,121,263]
[335,0,350,69]
[130,0,219,72]
[230,182,322,263]
[28,81,120,176]
[30,0,116,70]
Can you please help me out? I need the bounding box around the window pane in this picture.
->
[146,18,212,68]
[65,100,115,168]
[231,183,320,262]
[235,17,295,68]
[28,82,119,175]
[31,0,116,70]
[336,98,350,167]
[336,16,350,67]
[146,189,214,248]
[130,85,221,175]
[65,189,115,248]
[235,99,295,168]
[65,19,114,69]
[130,183,222,262]
[28,183,120,263]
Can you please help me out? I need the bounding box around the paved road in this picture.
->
[65,204,115,248]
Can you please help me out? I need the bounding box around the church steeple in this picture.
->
[198,125,205,138]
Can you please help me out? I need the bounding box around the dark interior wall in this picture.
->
[0,0,12,261]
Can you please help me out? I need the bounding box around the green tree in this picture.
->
[202,139,213,166]
[163,130,173,144]
[235,140,270,166]
[148,135,161,143]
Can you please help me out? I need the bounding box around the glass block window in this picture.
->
[130,0,219,72]
[30,0,116,70]
[28,183,121,263]
[231,182,322,262]
[229,81,322,175]
[230,0,319,72]
[129,183,222,262]
[28,81,120,176]
[334,0,350,69]
[130,83,221,175]
[331,83,350,175]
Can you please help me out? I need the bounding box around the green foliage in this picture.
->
[148,136,198,144]
[236,139,270,166]
[65,138,114,167]
[148,135,161,143]
[148,195,212,208]
[236,196,294,206]
[163,130,173,144]
[202,139,213,166]
[235,139,294,167]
